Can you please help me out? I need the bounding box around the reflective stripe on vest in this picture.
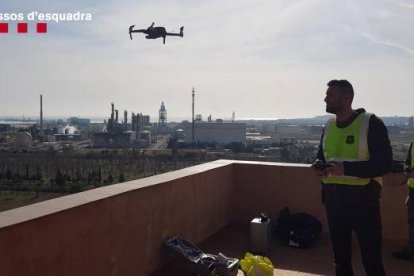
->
[408,142,414,188]
[322,112,382,186]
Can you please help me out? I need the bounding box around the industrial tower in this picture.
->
[40,94,43,142]
[192,87,195,145]
[159,102,167,126]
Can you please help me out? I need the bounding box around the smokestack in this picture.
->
[111,103,114,120]
[124,110,128,130]
[192,87,195,145]
[40,94,43,142]
[115,109,119,123]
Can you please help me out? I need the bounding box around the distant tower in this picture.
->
[232,111,235,122]
[159,102,167,126]
[107,102,115,133]
[40,94,43,142]
[124,110,128,130]
[192,87,195,144]
[131,112,136,131]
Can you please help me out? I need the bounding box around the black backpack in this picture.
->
[275,207,322,248]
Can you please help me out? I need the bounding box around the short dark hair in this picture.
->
[327,79,354,102]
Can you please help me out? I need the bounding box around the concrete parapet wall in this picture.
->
[0,160,234,276]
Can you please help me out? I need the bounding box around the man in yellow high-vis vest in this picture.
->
[392,142,414,260]
[313,79,392,276]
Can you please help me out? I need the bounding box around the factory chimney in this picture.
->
[131,112,136,131]
[192,87,195,145]
[124,110,128,130]
[40,94,43,142]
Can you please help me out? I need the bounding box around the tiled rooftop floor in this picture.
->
[152,221,414,276]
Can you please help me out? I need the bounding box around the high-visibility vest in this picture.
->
[408,142,414,188]
[322,112,382,186]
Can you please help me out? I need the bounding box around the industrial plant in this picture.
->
[91,102,153,148]
[1,89,414,161]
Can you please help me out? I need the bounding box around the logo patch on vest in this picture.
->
[346,135,355,144]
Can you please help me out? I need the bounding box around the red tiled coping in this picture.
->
[0,160,409,275]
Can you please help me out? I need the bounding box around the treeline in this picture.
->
[169,140,318,164]
[0,149,211,195]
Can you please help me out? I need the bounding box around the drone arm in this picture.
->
[165,26,184,37]
[165,32,183,37]
[131,29,147,33]
[129,27,148,40]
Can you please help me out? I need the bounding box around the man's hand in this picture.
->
[325,161,345,176]
[311,159,329,176]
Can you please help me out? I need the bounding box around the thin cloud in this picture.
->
[343,25,414,57]
[386,0,414,9]
[361,32,414,56]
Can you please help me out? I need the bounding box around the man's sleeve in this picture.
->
[343,115,393,178]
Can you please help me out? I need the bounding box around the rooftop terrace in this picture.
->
[0,160,413,275]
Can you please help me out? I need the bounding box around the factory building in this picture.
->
[131,113,151,131]
[138,130,151,148]
[93,103,132,148]
[92,103,153,148]
[182,121,246,144]
[181,87,246,144]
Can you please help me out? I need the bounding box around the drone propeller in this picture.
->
[129,25,135,40]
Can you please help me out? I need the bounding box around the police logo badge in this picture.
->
[346,135,355,144]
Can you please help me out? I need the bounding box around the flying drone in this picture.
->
[129,22,184,44]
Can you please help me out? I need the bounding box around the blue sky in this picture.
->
[1,0,413,121]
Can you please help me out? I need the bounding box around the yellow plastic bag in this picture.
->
[239,252,274,276]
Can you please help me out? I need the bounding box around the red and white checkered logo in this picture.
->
[0,22,48,34]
